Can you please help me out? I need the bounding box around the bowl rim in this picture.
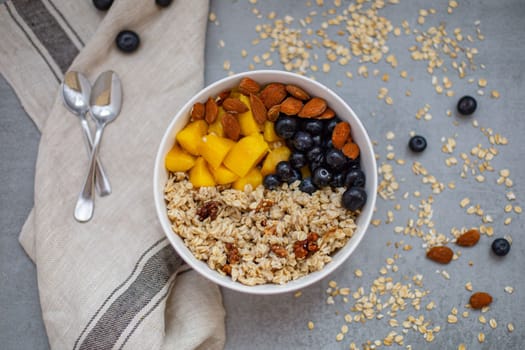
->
[154,70,377,294]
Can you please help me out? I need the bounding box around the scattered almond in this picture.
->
[267,104,281,122]
[222,97,249,113]
[298,97,327,118]
[285,84,311,100]
[221,113,241,141]
[191,102,205,120]
[238,77,261,95]
[470,292,493,309]
[426,246,454,264]
[249,93,267,124]
[205,97,218,124]
[259,83,287,108]
[456,229,481,247]
[280,97,304,115]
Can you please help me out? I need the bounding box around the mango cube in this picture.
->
[189,157,216,188]
[175,120,208,155]
[260,146,291,176]
[208,107,226,137]
[238,94,262,136]
[223,133,269,177]
[165,143,196,172]
[197,134,235,169]
[210,165,239,185]
[232,167,263,191]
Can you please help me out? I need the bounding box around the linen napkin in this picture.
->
[0,0,225,349]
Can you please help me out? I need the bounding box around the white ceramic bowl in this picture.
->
[154,70,377,294]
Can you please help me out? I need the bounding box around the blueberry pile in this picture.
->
[263,114,367,211]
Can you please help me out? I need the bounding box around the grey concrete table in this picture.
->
[1,0,524,349]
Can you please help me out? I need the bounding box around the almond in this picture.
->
[317,107,335,119]
[205,97,218,124]
[267,104,281,122]
[280,97,303,115]
[222,97,249,113]
[298,97,327,118]
[332,122,351,149]
[285,84,311,100]
[456,229,481,247]
[426,246,454,264]
[216,89,231,106]
[469,292,493,309]
[249,93,267,124]
[239,77,261,95]
[259,83,287,109]
[342,142,360,160]
[221,113,241,141]
[191,102,205,120]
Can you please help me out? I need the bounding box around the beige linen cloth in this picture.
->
[0,0,225,349]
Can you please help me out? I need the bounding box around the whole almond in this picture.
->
[222,97,249,113]
[456,229,481,247]
[298,97,327,118]
[216,89,231,106]
[267,104,281,122]
[221,113,241,141]
[205,97,218,124]
[249,93,267,124]
[191,102,205,120]
[259,83,287,109]
[239,77,261,95]
[285,84,311,100]
[426,246,454,264]
[317,107,335,119]
[469,292,493,309]
[280,97,303,115]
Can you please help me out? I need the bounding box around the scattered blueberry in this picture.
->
[276,161,294,183]
[299,177,317,194]
[290,152,307,169]
[274,116,299,139]
[116,30,140,53]
[292,131,314,152]
[344,169,366,188]
[302,119,324,135]
[263,174,281,190]
[457,95,477,115]
[312,167,332,188]
[342,187,367,211]
[408,135,427,153]
[325,148,347,171]
[93,0,113,11]
[330,172,347,188]
[491,238,510,256]
[155,0,173,7]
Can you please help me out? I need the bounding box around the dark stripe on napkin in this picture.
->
[11,0,78,72]
[77,243,183,350]
[46,0,85,47]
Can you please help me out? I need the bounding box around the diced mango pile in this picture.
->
[165,91,289,191]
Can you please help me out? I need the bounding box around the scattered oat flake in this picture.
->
[307,321,314,330]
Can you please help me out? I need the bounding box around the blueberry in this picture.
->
[116,30,140,53]
[312,167,332,188]
[276,161,294,183]
[344,169,366,188]
[330,171,347,188]
[342,187,367,211]
[491,238,510,256]
[408,135,427,153]
[290,152,307,169]
[299,177,318,194]
[325,148,347,171]
[155,0,173,7]
[93,0,113,10]
[292,131,314,152]
[323,138,334,149]
[274,116,299,139]
[347,158,361,170]
[263,174,281,190]
[312,134,323,147]
[302,119,325,135]
[307,146,325,171]
[325,117,341,135]
[288,168,303,185]
[457,95,477,115]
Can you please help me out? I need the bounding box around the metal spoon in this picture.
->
[62,71,111,196]
[74,71,122,222]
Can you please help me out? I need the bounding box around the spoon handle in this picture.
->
[74,124,105,222]
[80,117,112,196]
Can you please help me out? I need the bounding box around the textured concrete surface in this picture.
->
[1,0,524,349]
